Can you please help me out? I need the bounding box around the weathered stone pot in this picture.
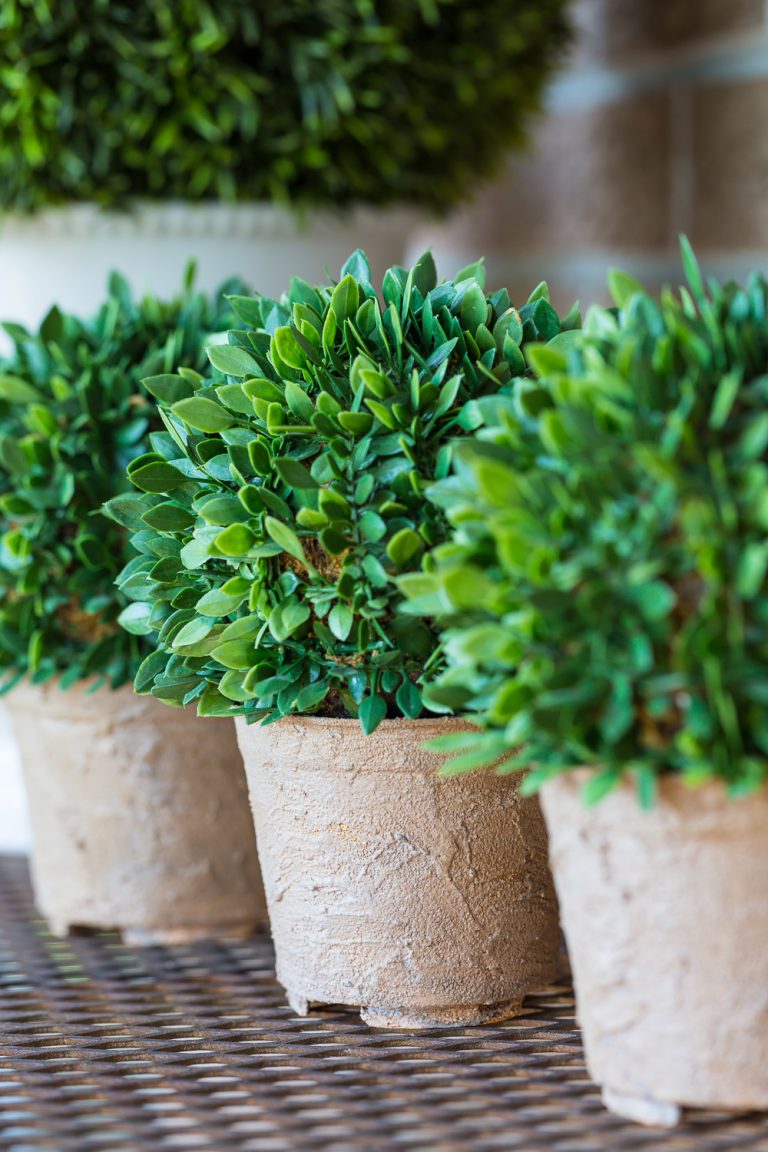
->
[7,680,266,944]
[541,771,768,1127]
[236,715,559,1029]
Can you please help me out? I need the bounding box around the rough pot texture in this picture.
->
[541,771,768,1127]
[236,715,559,1029]
[7,680,266,944]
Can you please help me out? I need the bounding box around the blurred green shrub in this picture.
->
[0,0,570,212]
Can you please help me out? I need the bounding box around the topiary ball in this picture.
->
[0,0,571,213]
[115,249,577,730]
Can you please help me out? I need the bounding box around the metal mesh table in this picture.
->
[1,855,767,1152]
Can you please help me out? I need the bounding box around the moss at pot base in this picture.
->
[237,715,559,1030]
[7,680,267,943]
[541,772,768,1125]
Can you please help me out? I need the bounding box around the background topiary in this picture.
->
[403,243,768,801]
[0,0,571,213]
[0,273,241,692]
[115,250,577,730]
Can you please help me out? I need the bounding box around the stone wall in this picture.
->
[411,0,768,311]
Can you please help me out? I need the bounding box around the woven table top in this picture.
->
[1,854,767,1152]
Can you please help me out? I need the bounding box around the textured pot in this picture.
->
[541,771,768,1127]
[0,201,416,335]
[7,680,266,944]
[236,715,559,1029]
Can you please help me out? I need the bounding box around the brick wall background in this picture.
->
[410,0,768,312]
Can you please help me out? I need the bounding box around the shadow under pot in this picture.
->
[540,771,768,1128]
[7,680,266,944]
[236,715,560,1029]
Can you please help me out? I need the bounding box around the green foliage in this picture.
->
[118,249,575,728]
[0,0,571,213]
[405,243,768,799]
[0,274,241,692]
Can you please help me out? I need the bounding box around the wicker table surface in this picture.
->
[1,855,766,1152]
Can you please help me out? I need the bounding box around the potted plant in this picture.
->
[0,274,265,944]
[116,250,579,1025]
[0,1,571,332]
[403,243,768,1120]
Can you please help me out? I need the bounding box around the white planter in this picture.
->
[0,202,417,332]
[541,771,768,1127]
[0,700,31,853]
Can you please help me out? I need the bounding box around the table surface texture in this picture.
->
[1,854,767,1152]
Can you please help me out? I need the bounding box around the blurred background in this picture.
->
[415,0,768,311]
[1,0,766,852]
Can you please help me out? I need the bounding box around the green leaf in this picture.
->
[117,602,154,636]
[140,502,194,532]
[338,411,374,436]
[269,600,310,641]
[196,583,249,616]
[144,374,195,404]
[274,326,307,371]
[211,638,258,670]
[412,250,438,296]
[386,527,424,567]
[607,269,645,308]
[207,343,261,377]
[265,516,306,562]
[293,680,330,712]
[0,375,43,404]
[330,275,359,323]
[284,380,316,421]
[461,283,488,332]
[328,603,354,640]
[102,492,149,530]
[680,234,705,301]
[171,396,235,433]
[341,250,371,283]
[128,459,187,493]
[214,524,255,556]
[134,650,168,694]
[216,383,256,414]
[396,678,422,719]
[455,259,486,288]
[274,457,319,489]
[359,693,387,734]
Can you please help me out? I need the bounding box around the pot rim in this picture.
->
[235,713,475,735]
[541,765,768,807]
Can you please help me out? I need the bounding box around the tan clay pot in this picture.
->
[540,771,768,1127]
[7,680,266,944]
[236,715,559,1029]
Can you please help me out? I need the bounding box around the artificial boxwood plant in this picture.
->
[0,0,570,213]
[115,250,577,730]
[0,273,241,692]
[403,242,768,800]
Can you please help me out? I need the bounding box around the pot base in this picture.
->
[602,1089,682,1128]
[360,1000,523,1030]
[122,921,259,947]
[286,989,522,1030]
[46,918,259,947]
